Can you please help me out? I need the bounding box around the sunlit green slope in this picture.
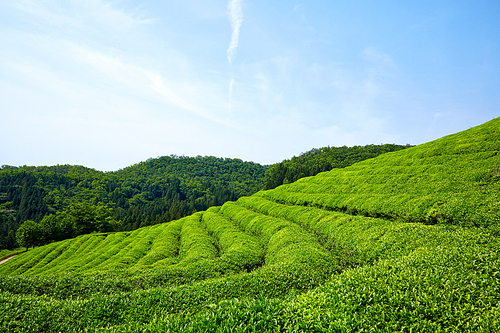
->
[263,117,500,229]
[0,118,499,332]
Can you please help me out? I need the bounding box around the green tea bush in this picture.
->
[1,118,499,332]
[92,219,500,333]
[0,249,24,260]
[36,234,92,275]
[135,219,183,268]
[73,232,131,272]
[202,211,264,271]
[261,119,500,229]
[5,241,62,275]
[176,213,218,264]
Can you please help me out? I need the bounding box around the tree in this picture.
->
[6,230,17,249]
[0,230,17,250]
[40,214,63,242]
[16,220,43,248]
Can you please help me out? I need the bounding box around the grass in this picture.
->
[0,118,499,332]
[0,248,25,261]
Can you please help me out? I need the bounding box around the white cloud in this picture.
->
[362,47,396,68]
[71,44,225,123]
[10,0,152,32]
[81,0,154,31]
[229,76,235,100]
[11,0,84,28]
[227,0,244,103]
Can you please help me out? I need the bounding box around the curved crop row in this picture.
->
[35,234,93,275]
[261,123,500,229]
[135,219,183,268]
[0,198,343,300]
[0,118,499,332]
[1,205,497,332]
[140,228,499,333]
[176,213,218,264]
[201,211,264,272]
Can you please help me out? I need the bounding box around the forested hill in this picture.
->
[0,144,409,250]
[0,156,267,249]
[114,155,265,197]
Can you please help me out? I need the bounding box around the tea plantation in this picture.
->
[1,118,499,332]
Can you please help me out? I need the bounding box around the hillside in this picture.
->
[0,119,499,332]
[263,119,500,229]
[0,145,408,250]
[264,143,410,189]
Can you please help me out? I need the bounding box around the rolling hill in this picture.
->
[0,145,408,249]
[0,118,499,332]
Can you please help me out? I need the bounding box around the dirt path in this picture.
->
[0,254,18,265]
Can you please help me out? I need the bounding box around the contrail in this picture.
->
[229,76,235,97]
[227,0,243,65]
[227,0,243,103]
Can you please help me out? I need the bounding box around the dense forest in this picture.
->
[1,145,409,249]
[0,156,266,249]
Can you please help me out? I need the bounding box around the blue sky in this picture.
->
[1,0,499,171]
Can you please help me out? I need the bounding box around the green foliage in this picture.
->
[260,118,500,229]
[0,156,268,242]
[0,118,499,332]
[15,220,43,248]
[15,202,120,248]
[1,200,498,332]
[0,230,17,251]
[46,202,119,240]
[0,248,23,261]
[1,146,410,246]
[0,147,410,245]
[264,143,410,189]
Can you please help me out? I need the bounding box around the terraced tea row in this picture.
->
[1,194,498,332]
[1,118,499,332]
[0,198,345,284]
[152,227,499,333]
[0,198,352,314]
[261,118,500,229]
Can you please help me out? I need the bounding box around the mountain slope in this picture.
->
[263,118,500,229]
[0,118,499,332]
